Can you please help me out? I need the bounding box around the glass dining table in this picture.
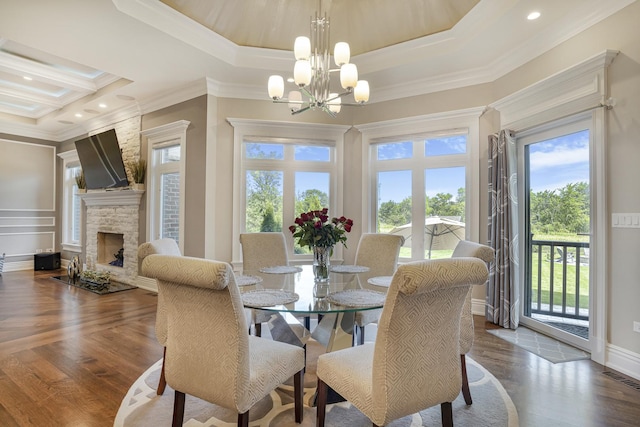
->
[238,264,389,352]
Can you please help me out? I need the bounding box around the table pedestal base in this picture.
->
[310,311,355,351]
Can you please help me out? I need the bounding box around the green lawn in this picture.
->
[399,247,452,259]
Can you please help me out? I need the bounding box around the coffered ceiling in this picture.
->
[0,0,635,142]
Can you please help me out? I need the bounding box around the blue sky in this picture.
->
[528,129,589,192]
[253,129,590,203]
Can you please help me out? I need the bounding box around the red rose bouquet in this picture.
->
[289,208,353,250]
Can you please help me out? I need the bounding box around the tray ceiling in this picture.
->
[160,0,480,54]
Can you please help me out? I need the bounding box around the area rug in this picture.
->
[50,276,137,295]
[487,326,590,363]
[114,340,519,427]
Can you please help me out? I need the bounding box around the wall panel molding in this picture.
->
[0,232,55,257]
[0,139,56,211]
[0,217,55,227]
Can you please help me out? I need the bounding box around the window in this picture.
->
[58,150,82,252]
[373,133,468,260]
[243,140,334,254]
[141,121,189,252]
[357,108,483,261]
[229,119,349,264]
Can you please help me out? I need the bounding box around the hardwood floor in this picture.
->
[1,269,639,426]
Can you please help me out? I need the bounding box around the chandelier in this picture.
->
[267,3,370,117]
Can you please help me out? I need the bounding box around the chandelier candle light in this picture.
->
[267,2,370,117]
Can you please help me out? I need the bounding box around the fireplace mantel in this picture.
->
[79,189,144,206]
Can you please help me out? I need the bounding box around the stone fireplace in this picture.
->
[81,190,144,285]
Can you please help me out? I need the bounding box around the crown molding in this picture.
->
[490,50,618,131]
[112,0,292,71]
[113,0,635,107]
[138,79,206,115]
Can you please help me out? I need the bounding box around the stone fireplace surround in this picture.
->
[80,190,144,286]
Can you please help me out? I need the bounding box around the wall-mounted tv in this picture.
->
[75,129,129,190]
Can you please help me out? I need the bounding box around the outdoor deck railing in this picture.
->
[527,239,589,321]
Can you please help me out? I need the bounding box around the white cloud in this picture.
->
[529,146,589,171]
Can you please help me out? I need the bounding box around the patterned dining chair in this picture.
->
[137,238,181,395]
[142,255,305,427]
[353,233,405,345]
[451,240,494,405]
[239,232,291,336]
[316,257,489,427]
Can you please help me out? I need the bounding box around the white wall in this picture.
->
[0,136,58,267]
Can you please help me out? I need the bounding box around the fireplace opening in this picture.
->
[97,232,124,267]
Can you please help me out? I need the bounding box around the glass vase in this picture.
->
[312,245,331,282]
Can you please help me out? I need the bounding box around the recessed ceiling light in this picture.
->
[117,94,135,101]
[287,77,295,83]
[98,103,107,108]
[74,113,83,118]
[527,11,541,20]
[23,76,33,81]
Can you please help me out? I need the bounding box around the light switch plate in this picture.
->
[612,213,640,228]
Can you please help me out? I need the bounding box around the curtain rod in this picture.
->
[513,98,615,135]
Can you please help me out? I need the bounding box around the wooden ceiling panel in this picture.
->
[161,0,480,54]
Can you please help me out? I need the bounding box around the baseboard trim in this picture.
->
[472,297,485,316]
[2,260,33,272]
[136,276,158,292]
[606,343,640,381]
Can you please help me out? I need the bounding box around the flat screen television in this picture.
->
[75,129,129,190]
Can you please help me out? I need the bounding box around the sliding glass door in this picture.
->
[518,117,592,351]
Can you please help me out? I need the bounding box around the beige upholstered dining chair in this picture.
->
[316,257,489,427]
[451,240,494,405]
[239,232,291,336]
[137,238,181,395]
[142,255,305,427]
[353,233,404,345]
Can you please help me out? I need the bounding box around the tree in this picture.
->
[378,197,412,227]
[428,193,456,217]
[260,203,279,232]
[295,189,329,215]
[529,182,589,235]
[246,170,282,232]
[558,182,589,233]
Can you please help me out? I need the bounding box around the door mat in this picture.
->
[51,276,137,295]
[544,322,589,340]
[487,326,590,363]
